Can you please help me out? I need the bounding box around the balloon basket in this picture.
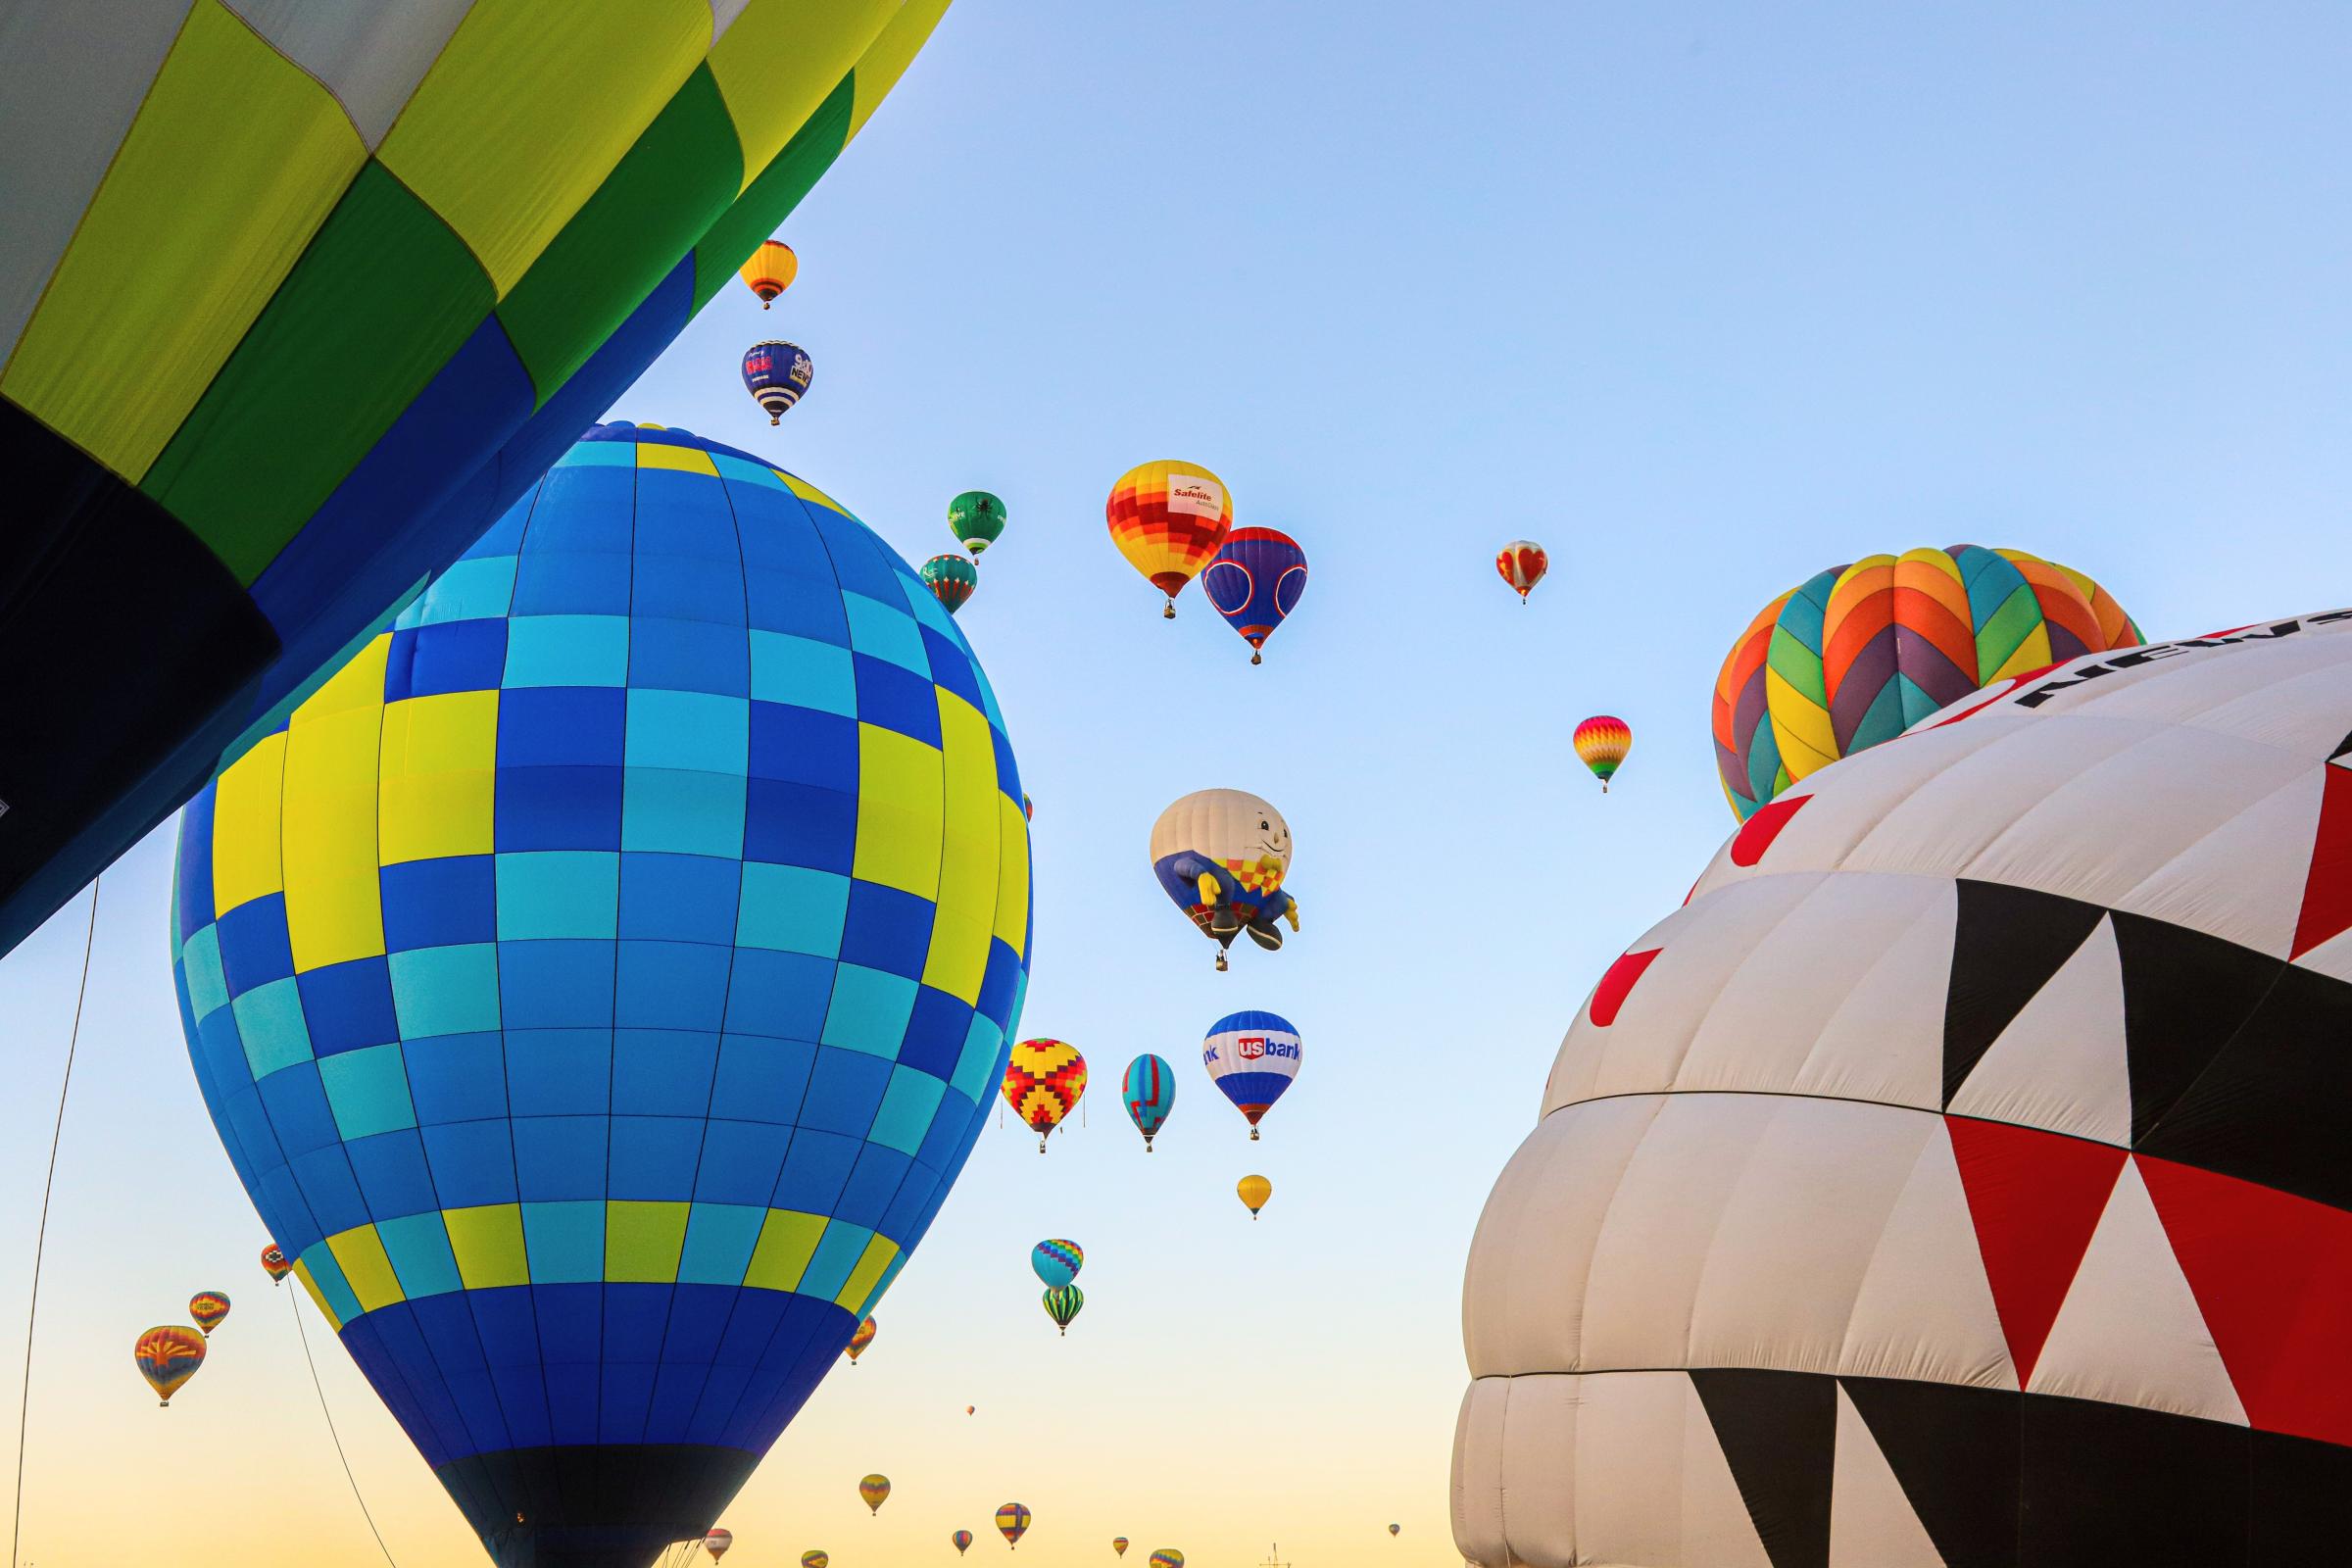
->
[1161,600,1176,619]
[1250,651,1262,665]
[1214,952,1228,972]
[1250,1128,1259,1141]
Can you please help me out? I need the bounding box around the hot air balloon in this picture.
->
[740,240,800,308]
[1112,1540,1130,1557]
[743,339,814,423]
[260,1244,293,1285]
[1237,1174,1272,1219]
[706,1530,733,1562]
[1572,715,1632,792]
[1203,1010,1300,1140]
[1496,541,1547,603]
[1151,790,1299,970]
[845,1316,877,1364]
[799,1551,825,1568]
[1150,1549,1184,1568]
[188,1291,231,1336]
[1388,1524,1400,1538]
[1023,794,1034,822]
[1042,1284,1084,1336]
[1106,462,1233,617]
[1201,527,1308,664]
[1003,1040,1086,1151]
[966,1405,976,1415]
[997,1503,1032,1548]
[1123,1054,1177,1151]
[860,1475,892,1515]
[1031,1239,1085,1289]
[133,1325,206,1406]
[171,425,1033,1566]
[951,491,1007,556]
[1713,545,2141,821]
[922,554,979,614]
[0,7,948,965]
[1457,610,2352,1568]
[956,1531,976,1555]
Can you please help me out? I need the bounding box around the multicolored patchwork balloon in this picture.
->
[951,491,1007,555]
[997,1503,1032,1548]
[1112,1539,1130,1557]
[1042,1284,1084,1336]
[845,1316,877,1363]
[922,553,979,614]
[259,1244,293,1285]
[1201,526,1308,664]
[1573,715,1632,792]
[188,1291,231,1336]
[1123,1054,1177,1151]
[796,1549,822,1568]
[171,424,1032,1565]
[861,1475,892,1514]
[0,5,946,961]
[956,1531,976,1555]
[743,339,813,423]
[133,1325,206,1406]
[1107,461,1233,617]
[1203,1010,1300,1139]
[1150,1549,1185,1568]
[1004,1039,1086,1152]
[1031,1238,1085,1288]
[1496,541,1548,603]
[1712,545,2139,820]
[740,240,799,309]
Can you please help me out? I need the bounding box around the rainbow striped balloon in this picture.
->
[1031,1238,1085,1288]
[1573,716,1632,792]
[1713,546,2139,820]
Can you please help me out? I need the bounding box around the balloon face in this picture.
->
[1237,1174,1271,1218]
[705,1530,732,1561]
[921,554,979,614]
[0,8,946,964]
[1573,715,1632,791]
[1203,1010,1299,1139]
[1003,1040,1086,1151]
[1123,1054,1177,1151]
[1112,1539,1130,1556]
[1713,545,2140,820]
[1459,612,2352,1568]
[171,424,1033,1566]
[860,1475,892,1514]
[1041,1284,1084,1335]
[133,1325,206,1405]
[740,240,800,308]
[845,1316,877,1362]
[1200,527,1307,664]
[997,1503,1031,1546]
[188,1291,231,1336]
[260,1243,294,1284]
[1496,540,1547,601]
[743,339,814,423]
[956,1531,975,1555]
[1106,461,1233,615]
[1031,1238,1085,1288]
[951,491,1006,555]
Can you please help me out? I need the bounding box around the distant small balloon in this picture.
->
[133,1325,206,1406]
[1123,1053,1177,1152]
[860,1474,892,1515]
[738,239,799,308]
[951,490,1007,555]
[1107,461,1233,617]
[800,1550,825,1568]
[1496,540,1547,603]
[966,1405,976,1416]
[1043,1284,1084,1336]
[956,1531,976,1556]
[1150,1549,1185,1568]
[921,553,978,613]
[1389,1524,1401,1538]
[1003,1039,1086,1152]
[1201,526,1307,664]
[259,1243,293,1285]
[1112,1540,1130,1558]
[1573,715,1632,793]
[1238,1173,1273,1219]
[845,1315,877,1363]
[997,1503,1032,1549]
[742,339,813,423]
[188,1291,230,1336]
[1031,1239,1085,1289]
[704,1530,731,1562]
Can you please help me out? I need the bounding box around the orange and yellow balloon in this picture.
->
[860,1474,892,1515]
[1238,1173,1272,1218]
[133,1325,207,1406]
[1003,1039,1087,1152]
[1106,461,1232,617]
[1113,1540,1131,1557]
[1572,716,1632,793]
[739,239,799,309]
[260,1243,293,1285]
[801,1551,826,1568]
[844,1315,876,1363]
[188,1291,231,1335]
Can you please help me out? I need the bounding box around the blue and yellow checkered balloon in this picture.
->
[171,421,1031,1565]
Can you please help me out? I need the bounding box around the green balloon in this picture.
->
[949,489,1006,554]
[921,553,979,614]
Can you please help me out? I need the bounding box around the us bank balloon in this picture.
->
[1456,610,2352,1568]
[1202,1010,1300,1139]
[0,4,949,962]
[1713,545,2139,820]
[172,423,1032,1568]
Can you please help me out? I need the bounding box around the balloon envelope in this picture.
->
[1122,1054,1177,1150]
[796,1551,823,1568]
[1149,1550,1184,1568]
[955,1531,975,1555]
[260,1243,294,1284]
[860,1475,891,1514]
[188,1290,231,1335]
[1495,541,1547,601]
[1712,545,2139,820]
[1105,462,1232,614]
[1202,1010,1300,1137]
[705,1530,732,1562]
[742,339,813,423]
[739,240,799,308]
[1573,716,1632,790]
[845,1316,877,1362]
[1200,527,1307,662]
[1237,1174,1272,1217]
[921,554,978,614]
[1149,789,1297,963]
[1003,1040,1085,1148]
[1031,1239,1084,1289]
[950,492,1006,555]
[133,1324,206,1405]
[1042,1284,1084,1335]
[172,423,1032,1567]
[1112,1539,1130,1556]
[1458,611,2352,1568]
[0,6,945,961]
[996,1504,1031,1546]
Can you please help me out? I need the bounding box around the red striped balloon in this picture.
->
[1495,540,1547,602]
[1573,716,1632,792]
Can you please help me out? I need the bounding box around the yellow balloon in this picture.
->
[1105,461,1233,616]
[739,239,799,308]
[1237,1174,1272,1219]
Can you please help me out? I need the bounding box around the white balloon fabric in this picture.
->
[1454,609,2352,1568]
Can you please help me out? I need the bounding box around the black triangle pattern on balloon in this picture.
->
[2109,910,2284,1146]
[1689,1367,1837,1568]
[1839,1375,2019,1568]
[1941,880,2107,1105]
[2330,729,2352,763]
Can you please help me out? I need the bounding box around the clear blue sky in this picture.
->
[6,4,2352,1565]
